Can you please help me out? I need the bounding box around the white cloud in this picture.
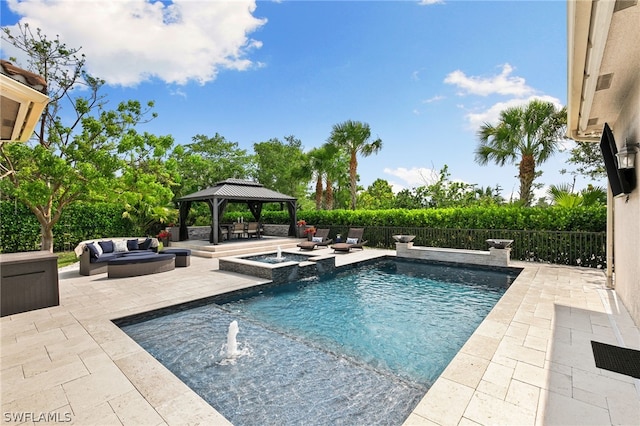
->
[383,166,439,187]
[419,0,444,5]
[422,95,444,104]
[464,95,563,129]
[4,0,267,86]
[444,63,534,97]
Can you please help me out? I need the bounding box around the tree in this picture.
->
[475,99,566,206]
[253,135,311,199]
[307,143,347,210]
[358,179,395,210]
[563,140,606,181]
[0,24,165,251]
[328,120,382,210]
[307,144,334,209]
[118,132,179,233]
[172,133,251,197]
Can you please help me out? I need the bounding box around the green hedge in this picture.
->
[293,206,605,232]
[1,202,606,254]
[0,201,137,253]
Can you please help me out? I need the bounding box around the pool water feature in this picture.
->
[117,258,519,425]
[242,251,313,264]
[218,249,335,284]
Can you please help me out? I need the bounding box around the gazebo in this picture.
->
[176,179,298,244]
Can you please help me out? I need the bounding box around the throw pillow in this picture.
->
[312,236,323,243]
[127,239,140,251]
[86,242,100,259]
[92,242,103,256]
[139,238,152,250]
[346,237,359,244]
[98,240,114,253]
[114,240,129,253]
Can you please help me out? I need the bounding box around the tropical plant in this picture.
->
[307,144,334,209]
[547,183,606,207]
[328,120,382,210]
[475,99,567,206]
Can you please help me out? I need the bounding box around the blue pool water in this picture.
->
[117,258,519,425]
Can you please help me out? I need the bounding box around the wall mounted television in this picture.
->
[599,123,636,196]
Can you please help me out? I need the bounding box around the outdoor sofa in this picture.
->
[75,237,159,276]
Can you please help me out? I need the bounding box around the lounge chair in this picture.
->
[297,228,333,250]
[332,228,367,252]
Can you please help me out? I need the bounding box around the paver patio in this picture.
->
[2,243,639,425]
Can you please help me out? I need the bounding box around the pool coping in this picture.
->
[1,248,638,425]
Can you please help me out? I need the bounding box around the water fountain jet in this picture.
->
[225,320,240,358]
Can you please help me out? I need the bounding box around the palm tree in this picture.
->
[475,99,566,206]
[328,120,382,209]
[307,145,334,209]
[547,183,606,207]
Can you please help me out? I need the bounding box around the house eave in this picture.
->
[1,74,49,142]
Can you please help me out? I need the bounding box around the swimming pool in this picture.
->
[117,258,519,425]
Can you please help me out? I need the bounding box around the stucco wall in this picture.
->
[612,76,640,327]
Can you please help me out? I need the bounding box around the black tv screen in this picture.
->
[599,123,635,196]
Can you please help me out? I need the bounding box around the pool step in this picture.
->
[166,238,303,259]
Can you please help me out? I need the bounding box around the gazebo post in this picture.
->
[212,197,219,245]
[178,201,191,241]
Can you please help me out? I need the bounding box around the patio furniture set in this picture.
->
[76,238,191,278]
[222,222,263,240]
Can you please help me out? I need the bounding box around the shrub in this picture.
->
[1,201,138,253]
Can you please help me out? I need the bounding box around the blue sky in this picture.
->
[1,0,601,200]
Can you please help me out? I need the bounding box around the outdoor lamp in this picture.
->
[615,140,640,170]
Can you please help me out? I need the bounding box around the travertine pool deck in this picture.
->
[2,246,639,425]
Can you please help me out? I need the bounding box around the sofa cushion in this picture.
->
[86,242,101,259]
[114,240,129,253]
[127,239,140,251]
[98,240,114,253]
[91,252,119,264]
[138,238,153,250]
